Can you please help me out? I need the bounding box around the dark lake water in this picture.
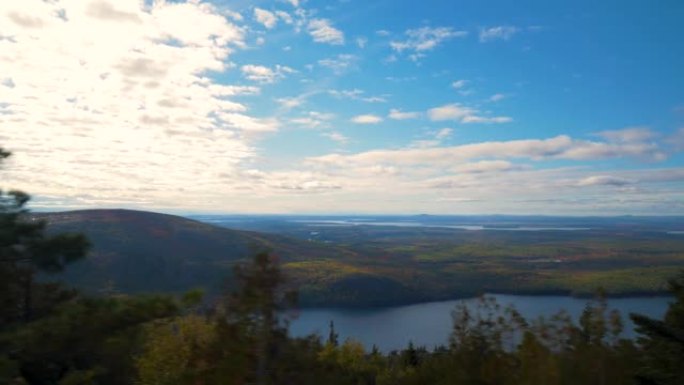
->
[287,294,673,353]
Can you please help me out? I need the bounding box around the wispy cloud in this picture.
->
[391,26,467,60]
[428,103,512,124]
[309,133,666,167]
[388,108,420,120]
[0,0,286,211]
[291,111,335,129]
[275,10,293,24]
[276,97,304,109]
[479,26,520,42]
[451,79,468,89]
[329,89,387,103]
[576,175,635,187]
[241,64,296,84]
[489,93,506,102]
[307,18,344,45]
[1,0,678,215]
[322,131,349,144]
[318,54,357,74]
[435,128,453,139]
[595,127,657,143]
[351,114,383,124]
[254,8,277,29]
[453,160,521,174]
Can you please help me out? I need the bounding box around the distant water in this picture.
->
[288,294,672,353]
[191,216,683,234]
[292,219,591,231]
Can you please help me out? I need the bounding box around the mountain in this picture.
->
[35,209,358,297]
[36,209,678,307]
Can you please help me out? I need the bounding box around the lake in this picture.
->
[287,294,673,353]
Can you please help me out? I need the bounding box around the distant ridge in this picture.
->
[34,209,353,295]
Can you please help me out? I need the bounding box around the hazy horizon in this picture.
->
[31,207,684,220]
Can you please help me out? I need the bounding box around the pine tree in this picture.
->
[630,272,684,385]
[216,251,297,385]
[0,148,90,328]
[328,320,339,347]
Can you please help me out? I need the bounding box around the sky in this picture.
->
[1,0,683,215]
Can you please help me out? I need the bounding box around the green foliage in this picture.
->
[38,209,354,296]
[1,148,90,328]
[39,207,684,307]
[631,272,684,385]
[4,146,684,384]
[136,315,216,385]
[5,295,179,385]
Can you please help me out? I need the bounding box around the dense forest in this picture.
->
[34,208,684,308]
[2,147,684,385]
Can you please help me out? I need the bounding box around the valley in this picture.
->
[39,209,684,307]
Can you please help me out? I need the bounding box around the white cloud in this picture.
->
[86,1,141,23]
[356,37,368,48]
[291,117,322,128]
[409,128,454,149]
[428,103,512,124]
[307,18,344,45]
[451,79,468,89]
[236,169,343,193]
[0,0,295,211]
[241,64,295,83]
[220,113,279,132]
[385,76,417,82]
[275,10,293,24]
[276,97,303,109]
[577,175,634,187]
[479,26,520,42]
[409,140,441,149]
[318,54,357,74]
[328,89,361,99]
[351,114,383,124]
[489,93,505,102]
[254,8,277,29]
[388,108,420,120]
[390,26,467,59]
[291,111,335,128]
[462,116,513,124]
[322,131,349,144]
[308,134,666,167]
[435,128,453,139]
[596,127,656,143]
[329,89,387,103]
[223,9,244,22]
[362,96,387,103]
[453,160,519,174]
[208,85,260,96]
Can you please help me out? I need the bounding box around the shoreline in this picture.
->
[295,289,674,310]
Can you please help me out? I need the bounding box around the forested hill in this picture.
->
[34,209,358,295]
[33,209,684,307]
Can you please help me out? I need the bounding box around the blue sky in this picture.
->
[1,0,683,214]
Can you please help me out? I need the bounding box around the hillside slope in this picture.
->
[35,209,360,296]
